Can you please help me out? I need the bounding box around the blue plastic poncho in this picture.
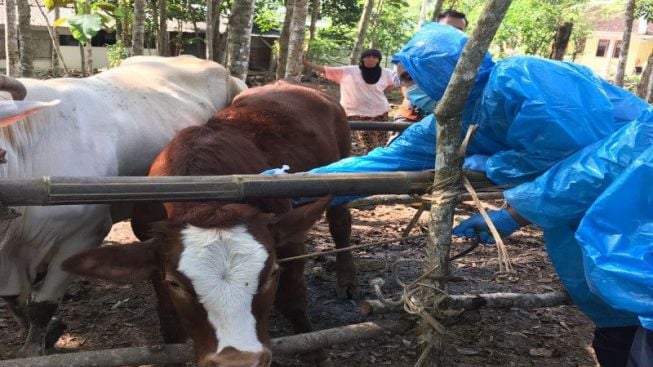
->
[578,145,653,330]
[505,112,653,327]
[312,23,649,187]
[308,22,653,329]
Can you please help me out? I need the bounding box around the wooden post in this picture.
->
[360,291,570,316]
[421,1,514,365]
[0,320,413,367]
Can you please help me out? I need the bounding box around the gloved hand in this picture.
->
[261,164,290,175]
[463,154,489,172]
[453,208,522,244]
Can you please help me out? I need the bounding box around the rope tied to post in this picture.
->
[367,124,514,365]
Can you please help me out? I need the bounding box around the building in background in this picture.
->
[0,1,279,72]
[577,13,653,79]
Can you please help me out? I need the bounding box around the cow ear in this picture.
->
[61,240,159,283]
[270,196,331,247]
[0,100,60,127]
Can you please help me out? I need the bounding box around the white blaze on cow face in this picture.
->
[178,224,269,354]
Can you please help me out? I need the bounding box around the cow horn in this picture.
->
[0,75,27,101]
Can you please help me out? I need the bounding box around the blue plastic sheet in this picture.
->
[576,144,653,330]
[504,114,653,228]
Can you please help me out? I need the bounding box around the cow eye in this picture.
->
[271,264,281,277]
[163,276,182,290]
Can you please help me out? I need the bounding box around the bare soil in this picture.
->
[0,78,599,366]
[0,204,598,367]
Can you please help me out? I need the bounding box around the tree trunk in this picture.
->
[189,1,201,56]
[276,0,295,79]
[4,0,20,77]
[418,0,429,24]
[157,0,169,56]
[85,42,93,75]
[307,0,319,51]
[303,0,320,75]
[147,0,157,54]
[218,30,228,64]
[614,0,636,86]
[131,0,146,56]
[549,22,573,60]
[16,0,34,77]
[226,0,255,80]
[83,0,93,75]
[206,0,222,61]
[79,43,86,76]
[350,0,374,65]
[430,0,445,21]
[52,6,60,75]
[421,0,514,365]
[35,1,69,76]
[637,51,653,100]
[367,0,384,50]
[571,36,586,61]
[284,0,309,80]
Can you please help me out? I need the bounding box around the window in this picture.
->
[596,39,610,57]
[612,40,623,58]
[58,30,117,47]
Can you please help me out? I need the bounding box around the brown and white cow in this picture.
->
[63,81,355,367]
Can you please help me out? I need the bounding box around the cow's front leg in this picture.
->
[3,295,61,357]
[326,206,359,299]
[16,299,61,357]
[17,251,78,356]
[2,295,28,330]
[275,253,331,367]
[21,222,110,357]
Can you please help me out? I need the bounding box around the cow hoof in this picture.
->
[45,318,66,349]
[336,284,360,300]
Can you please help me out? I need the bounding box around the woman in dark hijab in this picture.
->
[303,48,397,153]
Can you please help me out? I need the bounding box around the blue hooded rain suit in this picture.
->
[310,22,653,334]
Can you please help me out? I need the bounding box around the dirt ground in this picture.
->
[0,204,599,367]
[0,77,599,366]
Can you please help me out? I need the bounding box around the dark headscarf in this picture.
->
[359,48,383,84]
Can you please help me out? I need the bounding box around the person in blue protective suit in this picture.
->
[309,22,653,366]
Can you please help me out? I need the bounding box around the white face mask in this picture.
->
[406,84,437,113]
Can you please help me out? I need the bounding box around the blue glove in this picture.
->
[462,154,489,172]
[453,208,521,244]
[260,164,290,175]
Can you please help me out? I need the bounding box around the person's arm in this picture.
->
[385,69,399,91]
[302,57,326,73]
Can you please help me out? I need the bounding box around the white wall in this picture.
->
[2,45,159,72]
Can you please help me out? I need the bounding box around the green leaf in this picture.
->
[44,0,74,10]
[97,12,116,31]
[53,17,68,27]
[67,14,102,44]
[92,2,117,13]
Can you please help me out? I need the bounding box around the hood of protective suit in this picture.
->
[392,22,495,103]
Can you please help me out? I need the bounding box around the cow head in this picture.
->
[62,197,331,367]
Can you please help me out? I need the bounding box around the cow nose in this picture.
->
[200,347,272,367]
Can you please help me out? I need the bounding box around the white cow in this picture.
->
[0,55,246,357]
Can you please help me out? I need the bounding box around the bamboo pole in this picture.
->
[360,292,570,316]
[0,171,498,206]
[0,320,413,367]
[348,121,412,131]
